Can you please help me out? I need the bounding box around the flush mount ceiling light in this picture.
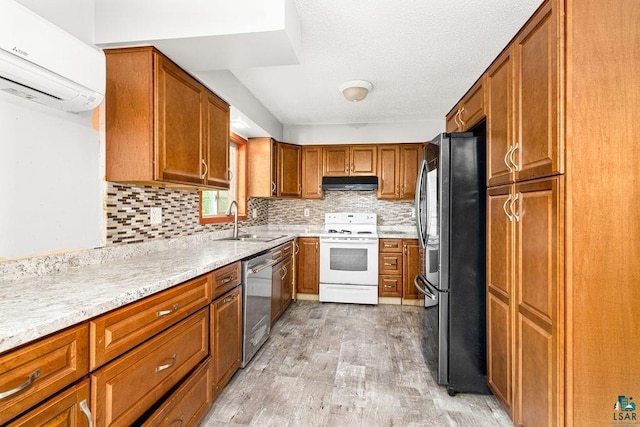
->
[339,80,373,102]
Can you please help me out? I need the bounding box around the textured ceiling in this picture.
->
[231,0,544,127]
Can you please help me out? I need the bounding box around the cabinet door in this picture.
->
[402,240,421,299]
[350,145,377,176]
[271,261,284,325]
[376,145,399,199]
[281,257,294,311]
[277,143,302,198]
[301,146,323,199]
[323,146,350,176]
[460,79,485,131]
[7,380,92,427]
[513,1,562,182]
[211,286,242,395]
[297,237,319,294]
[247,137,276,197]
[513,177,563,427]
[399,144,423,200]
[486,49,515,187]
[155,55,203,185]
[204,93,230,189]
[486,185,514,415]
[446,106,462,133]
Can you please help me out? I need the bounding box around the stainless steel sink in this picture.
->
[218,233,287,242]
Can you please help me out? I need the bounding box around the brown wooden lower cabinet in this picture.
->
[0,324,89,425]
[211,285,242,396]
[378,238,421,300]
[296,237,319,294]
[402,240,421,300]
[91,308,209,427]
[487,176,563,426]
[142,358,213,427]
[6,379,92,427]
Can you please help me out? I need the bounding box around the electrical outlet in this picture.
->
[411,208,416,218]
[304,208,310,217]
[252,208,257,219]
[150,207,162,225]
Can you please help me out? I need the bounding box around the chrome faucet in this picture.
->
[227,200,239,238]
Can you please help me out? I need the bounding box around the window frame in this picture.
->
[199,133,248,224]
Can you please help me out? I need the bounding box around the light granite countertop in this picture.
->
[0,234,296,354]
[0,224,416,354]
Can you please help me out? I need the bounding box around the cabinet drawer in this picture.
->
[379,253,403,275]
[142,357,213,427]
[379,276,402,298]
[91,308,209,427]
[0,324,89,425]
[212,261,241,299]
[90,274,211,370]
[270,241,292,264]
[379,239,402,253]
[7,379,91,427]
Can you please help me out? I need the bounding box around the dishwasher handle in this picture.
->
[248,259,277,275]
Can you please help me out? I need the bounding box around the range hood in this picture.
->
[321,176,378,191]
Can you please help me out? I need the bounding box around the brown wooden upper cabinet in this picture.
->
[323,145,377,176]
[446,78,485,133]
[377,144,423,200]
[301,146,323,199]
[104,46,230,189]
[278,143,302,198]
[486,0,562,187]
[248,138,301,198]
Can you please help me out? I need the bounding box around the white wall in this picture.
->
[0,0,102,260]
[284,120,444,145]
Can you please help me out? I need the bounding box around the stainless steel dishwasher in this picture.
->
[241,251,276,367]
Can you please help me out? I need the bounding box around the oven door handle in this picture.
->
[319,239,378,244]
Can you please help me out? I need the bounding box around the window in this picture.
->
[199,133,247,224]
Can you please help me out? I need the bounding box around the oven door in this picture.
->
[319,237,379,285]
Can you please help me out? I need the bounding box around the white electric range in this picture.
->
[319,212,379,305]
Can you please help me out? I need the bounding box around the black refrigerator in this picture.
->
[414,132,489,396]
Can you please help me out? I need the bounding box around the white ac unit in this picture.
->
[0,0,105,112]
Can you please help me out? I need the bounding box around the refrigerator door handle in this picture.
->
[415,160,427,248]
[414,275,436,300]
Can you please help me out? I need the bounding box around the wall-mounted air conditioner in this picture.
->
[0,0,105,112]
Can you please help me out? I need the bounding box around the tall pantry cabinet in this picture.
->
[482,0,640,425]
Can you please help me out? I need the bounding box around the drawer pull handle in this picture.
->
[156,354,177,373]
[384,262,395,266]
[384,285,394,288]
[0,369,40,400]
[384,244,395,248]
[156,303,179,317]
[220,275,235,285]
[223,295,236,304]
[171,415,184,427]
[79,399,94,427]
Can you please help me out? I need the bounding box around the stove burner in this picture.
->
[340,229,352,234]
[357,231,372,234]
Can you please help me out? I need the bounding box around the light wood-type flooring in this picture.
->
[201,301,511,426]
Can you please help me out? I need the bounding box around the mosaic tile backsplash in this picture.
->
[106,183,268,244]
[106,184,415,245]
[268,191,416,226]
